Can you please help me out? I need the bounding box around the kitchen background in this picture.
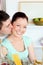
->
[0,0,43,61]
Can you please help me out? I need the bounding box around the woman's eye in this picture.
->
[16,25,20,26]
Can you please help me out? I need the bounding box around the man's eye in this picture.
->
[24,26,27,28]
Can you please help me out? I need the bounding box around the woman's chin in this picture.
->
[16,35,22,38]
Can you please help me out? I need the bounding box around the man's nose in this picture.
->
[10,24,13,29]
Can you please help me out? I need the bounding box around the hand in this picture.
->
[0,46,8,58]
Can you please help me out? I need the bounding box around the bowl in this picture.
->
[33,18,43,26]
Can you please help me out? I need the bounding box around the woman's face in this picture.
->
[12,18,28,38]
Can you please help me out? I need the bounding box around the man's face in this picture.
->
[0,18,12,35]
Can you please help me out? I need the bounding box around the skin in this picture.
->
[0,18,12,36]
[12,18,28,38]
[0,46,8,58]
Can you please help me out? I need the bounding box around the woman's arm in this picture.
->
[28,43,36,63]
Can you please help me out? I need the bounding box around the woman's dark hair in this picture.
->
[11,12,28,24]
[0,10,10,30]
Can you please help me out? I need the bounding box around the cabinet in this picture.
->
[0,0,6,11]
[18,1,43,26]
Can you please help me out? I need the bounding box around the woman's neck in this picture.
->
[10,34,22,40]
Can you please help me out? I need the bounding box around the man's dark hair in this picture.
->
[0,10,10,30]
[11,12,28,24]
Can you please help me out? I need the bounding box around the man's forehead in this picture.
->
[2,19,11,26]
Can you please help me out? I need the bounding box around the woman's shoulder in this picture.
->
[23,35,32,47]
[23,35,31,41]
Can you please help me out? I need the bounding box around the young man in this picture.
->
[0,10,12,58]
[0,10,12,37]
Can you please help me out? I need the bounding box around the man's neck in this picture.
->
[0,34,8,40]
[0,31,5,37]
[0,34,5,37]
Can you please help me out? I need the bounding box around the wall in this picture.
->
[6,0,43,18]
[6,0,19,18]
[24,26,43,46]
